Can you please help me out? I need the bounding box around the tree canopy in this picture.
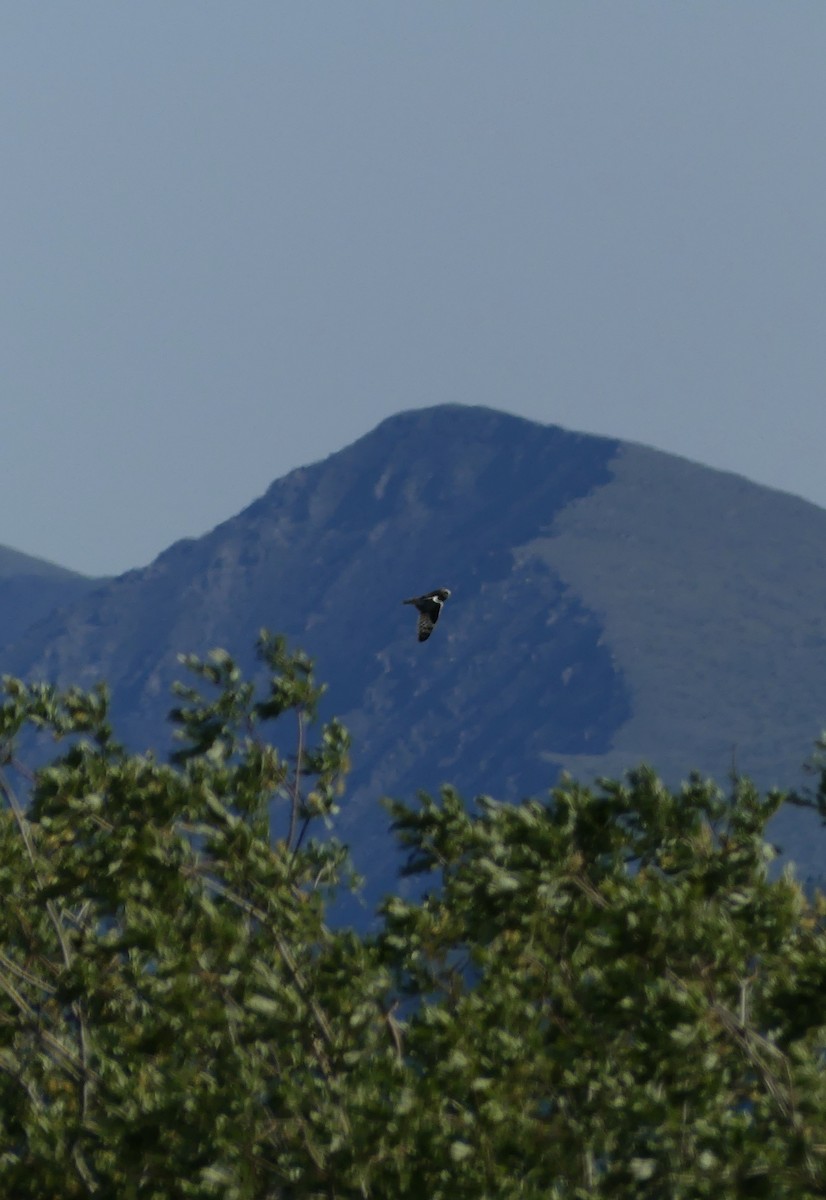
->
[0,634,824,1198]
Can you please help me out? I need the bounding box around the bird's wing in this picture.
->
[417,610,437,642]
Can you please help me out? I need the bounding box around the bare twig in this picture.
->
[385,1001,404,1063]
[287,708,305,851]
[0,950,55,995]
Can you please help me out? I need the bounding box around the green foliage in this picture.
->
[382,774,826,1198]
[0,635,386,1198]
[0,636,824,1197]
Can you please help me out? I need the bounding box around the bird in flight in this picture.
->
[403,588,451,642]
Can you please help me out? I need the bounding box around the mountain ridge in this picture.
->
[0,542,101,650]
[2,404,825,905]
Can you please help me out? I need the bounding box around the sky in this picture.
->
[2,4,825,578]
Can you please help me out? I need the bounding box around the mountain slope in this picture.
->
[4,405,826,902]
[0,544,100,650]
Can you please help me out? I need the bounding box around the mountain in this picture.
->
[3,406,826,907]
[0,544,100,649]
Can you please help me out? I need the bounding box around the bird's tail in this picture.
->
[402,598,415,606]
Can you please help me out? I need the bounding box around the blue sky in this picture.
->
[2,4,825,577]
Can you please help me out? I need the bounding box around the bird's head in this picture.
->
[435,588,451,601]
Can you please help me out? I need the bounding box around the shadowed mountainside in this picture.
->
[3,405,826,907]
[0,544,100,649]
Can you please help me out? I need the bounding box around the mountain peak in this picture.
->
[352,403,616,461]
[370,402,544,438]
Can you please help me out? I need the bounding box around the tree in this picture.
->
[381,774,826,1198]
[0,636,825,1197]
[0,634,395,1197]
